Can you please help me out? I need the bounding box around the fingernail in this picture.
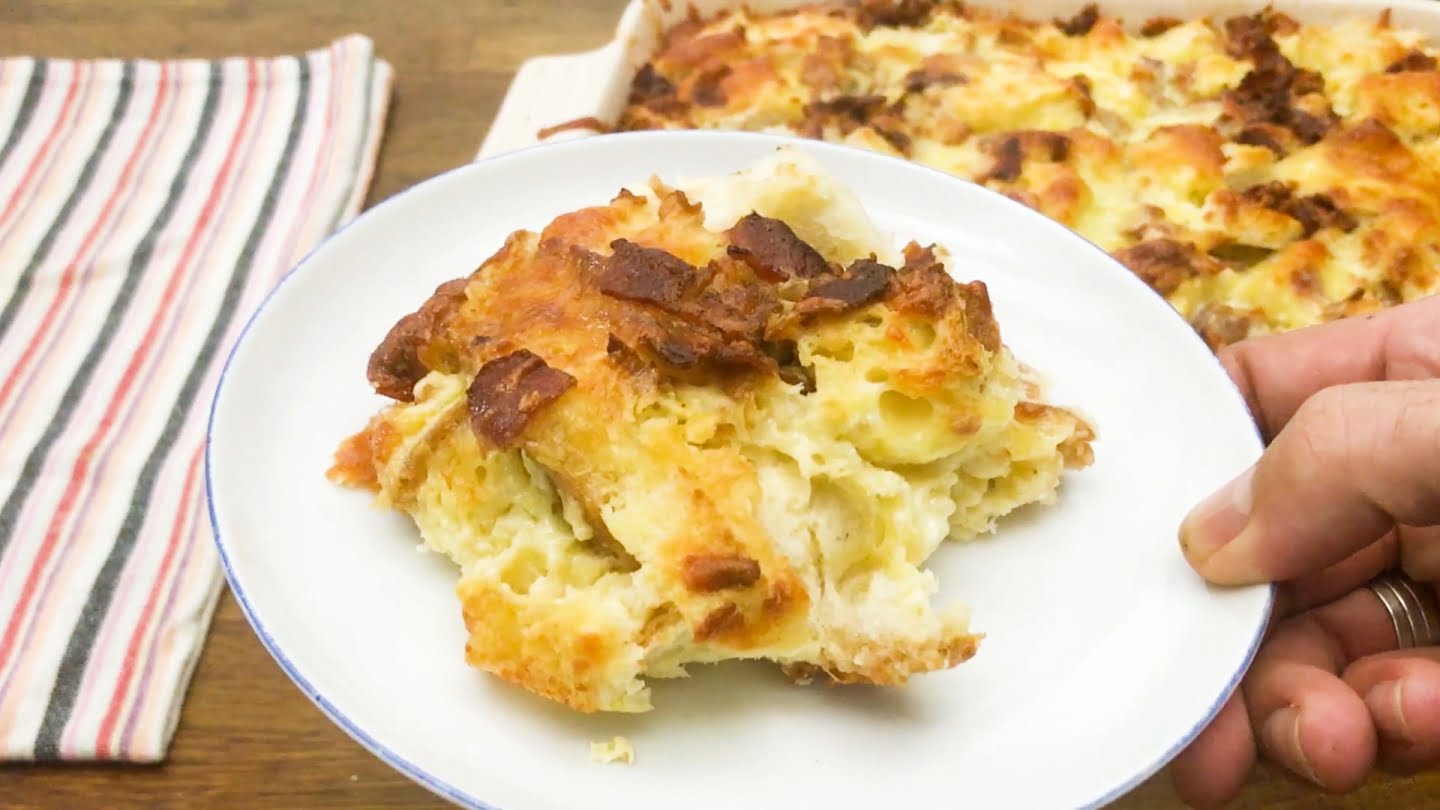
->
[1261,707,1320,786]
[1180,465,1255,563]
[1366,681,1412,743]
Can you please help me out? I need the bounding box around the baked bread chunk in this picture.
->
[329,150,1094,713]
[616,2,1440,348]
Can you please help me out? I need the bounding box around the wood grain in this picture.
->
[0,1,1436,807]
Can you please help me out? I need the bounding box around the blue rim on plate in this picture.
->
[205,129,1275,810]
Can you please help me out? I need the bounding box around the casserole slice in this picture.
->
[329,149,1094,713]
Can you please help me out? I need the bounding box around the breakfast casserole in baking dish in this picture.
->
[614,1,1440,348]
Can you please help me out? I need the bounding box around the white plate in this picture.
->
[206,130,1272,810]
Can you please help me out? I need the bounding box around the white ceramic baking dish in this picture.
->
[477,0,1440,160]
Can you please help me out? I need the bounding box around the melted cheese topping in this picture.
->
[617,2,1440,346]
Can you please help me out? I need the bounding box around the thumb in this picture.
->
[1180,380,1440,586]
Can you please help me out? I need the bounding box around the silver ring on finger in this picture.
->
[1369,571,1440,649]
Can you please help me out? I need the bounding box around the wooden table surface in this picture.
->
[0,1,1436,807]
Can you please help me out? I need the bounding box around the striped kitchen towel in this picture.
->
[0,34,392,761]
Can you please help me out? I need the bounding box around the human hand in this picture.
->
[1167,295,1440,807]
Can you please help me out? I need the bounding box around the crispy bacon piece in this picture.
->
[984,131,1069,182]
[1239,182,1356,236]
[597,239,700,307]
[1234,124,1287,153]
[1056,4,1099,36]
[467,349,576,448]
[798,94,913,153]
[779,258,897,327]
[629,63,675,106]
[888,245,953,318]
[806,259,894,308]
[855,0,936,29]
[697,283,777,342]
[586,239,781,375]
[1140,16,1181,37]
[690,65,732,107]
[1220,12,1338,150]
[1189,304,1255,349]
[727,213,832,279]
[802,94,888,129]
[1112,238,1223,295]
[1224,12,1278,61]
[693,602,744,641]
[988,136,1025,183]
[1386,50,1438,73]
[903,54,968,93]
[682,554,762,591]
[367,278,470,401]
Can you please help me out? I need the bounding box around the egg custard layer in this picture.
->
[617,2,1440,348]
[329,150,1094,714]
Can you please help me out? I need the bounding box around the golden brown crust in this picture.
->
[457,577,635,714]
[611,3,1440,348]
[326,417,401,491]
[327,426,380,490]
